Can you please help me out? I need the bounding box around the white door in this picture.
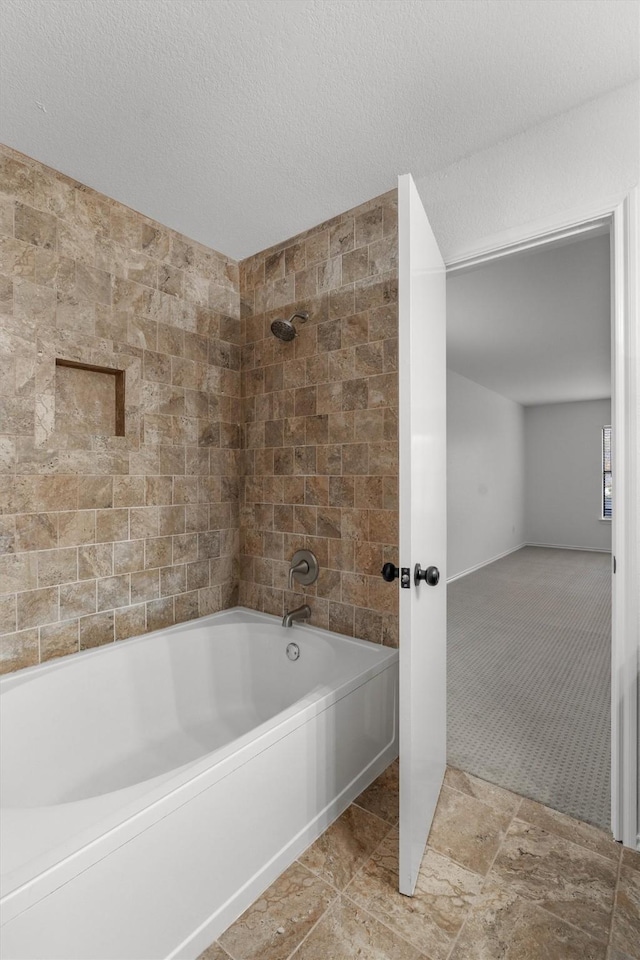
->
[398,173,447,895]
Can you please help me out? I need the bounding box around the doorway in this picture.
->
[441,196,638,848]
[445,229,613,828]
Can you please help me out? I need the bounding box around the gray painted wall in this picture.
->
[447,370,525,579]
[524,399,612,552]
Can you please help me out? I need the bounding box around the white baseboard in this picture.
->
[447,541,612,583]
[525,542,611,554]
[447,543,526,583]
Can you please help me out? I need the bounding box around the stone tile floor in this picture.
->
[199,763,640,960]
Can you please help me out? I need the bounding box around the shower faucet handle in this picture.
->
[288,549,319,589]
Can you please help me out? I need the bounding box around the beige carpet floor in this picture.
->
[447,546,611,829]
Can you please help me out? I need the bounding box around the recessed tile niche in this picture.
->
[54,359,125,437]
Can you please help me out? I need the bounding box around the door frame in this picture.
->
[445,191,639,850]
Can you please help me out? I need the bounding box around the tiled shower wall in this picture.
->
[0,145,241,673]
[0,146,399,675]
[239,192,399,646]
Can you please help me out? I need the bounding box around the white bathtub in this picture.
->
[0,607,398,960]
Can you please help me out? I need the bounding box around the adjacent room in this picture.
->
[446,228,613,829]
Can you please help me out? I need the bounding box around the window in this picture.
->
[602,426,612,519]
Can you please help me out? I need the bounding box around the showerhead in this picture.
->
[270,311,309,341]
[270,318,297,341]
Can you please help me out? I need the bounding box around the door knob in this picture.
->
[381,562,399,582]
[414,564,440,586]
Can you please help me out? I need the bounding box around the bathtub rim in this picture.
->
[1,606,398,921]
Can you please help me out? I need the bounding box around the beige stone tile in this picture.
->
[0,628,39,674]
[356,207,384,247]
[328,600,355,637]
[489,819,617,944]
[355,760,399,825]
[55,292,95,335]
[97,574,130,611]
[16,586,58,629]
[427,785,514,877]
[57,510,96,547]
[0,395,35,434]
[444,767,522,817]
[369,235,398,276]
[330,220,355,258]
[174,589,199,622]
[115,603,146,641]
[0,275,12,316]
[14,202,57,249]
[130,506,160,540]
[14,277,56,324]
[159,563,186,596]
[96,508,129,542]
[112,539,144,575]
[0,594,17,634]
[34,249,76,292]
[342,247,370,285]
[622,846,640,872]
[218,861,336,960]
[517,796,618,862]
[0,153,34,203]
[290,896,423,960]
[59,581,96,619]
[15,513,57,551]
[77,476,113,509]
[146,596,174,631]
[347,831,482,959]
[40,619,79,661]
[145,475,173,506]
[449,880,606,960]
[196,943,233,960]
[37,547,77,587]
[354,606,382,644]
[0,236,36,280]
[145,536,173,570]
[199,584,223,616]
[158,504,186,536]
[381,613,398,648]
[130,569,160,604]
[78,543,113,580]
[299,803,391,890]
[0,197,14,236]
[611,862,640,958]
[79,611,114,649]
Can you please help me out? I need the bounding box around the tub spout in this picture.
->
[282,604,311,628]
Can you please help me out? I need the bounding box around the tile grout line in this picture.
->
[444,795,524,960]
[509,813,621,868]
[445,791,620,955]
[484,870,617,952]
[447,775,619,868]
[281,882,339,960]
[606,842,624,955]
[294,810,396,897]
[283,814,397,960]
[340,893,437,960]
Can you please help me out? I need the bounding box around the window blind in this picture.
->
[602,426,612,519]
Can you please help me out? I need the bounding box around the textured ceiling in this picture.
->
[446,231,611,406]
[0,0,638,259]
